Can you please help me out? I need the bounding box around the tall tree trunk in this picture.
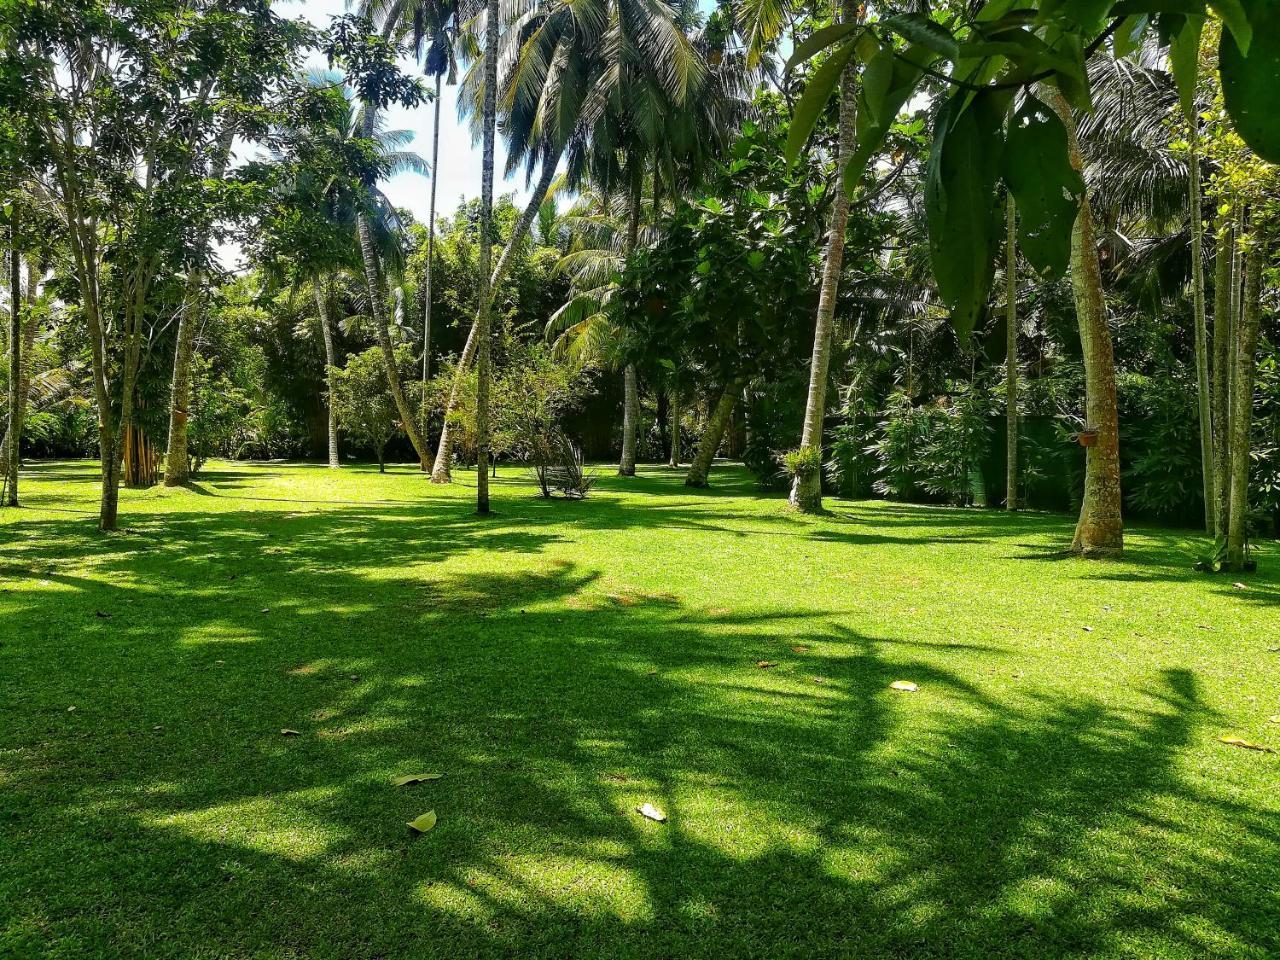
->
[1211,217,1235,538]
[669,389,681,468]
[357,211,431,470]
[420,73,442,456]
[431,158,558,482]
[1188,130,1214,532]
[315,280,340,468]
[474,0,500,514]
[4,219,20,506]
[0,258,38,482]
[1005,194,1018,511]
[618,169,643,477]
[1225,239,1264,570]
[164,124,235,486]
[1044,87,1123,556]
[788,0,859,513]
[686,384,740,488]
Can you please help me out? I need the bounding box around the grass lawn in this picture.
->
[1,460,1278,959]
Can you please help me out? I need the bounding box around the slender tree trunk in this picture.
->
[1044,87,1123,556]
[315,281,340,468]
[474,0,500,514]
[0,259,38,482]
[788,0,859,513]
[1005,194,1018,511]
[4,220,20,506]
[420,73,442,456]
[669,389,681,468]
[357,211,431,470]
[164,125,235,486]
[431,159,558,482]
[618,169,643,477]
[686,384,740,488]
[1226,239,1264,570]
[1211,217,1235,538]
[1188,130,1214,531]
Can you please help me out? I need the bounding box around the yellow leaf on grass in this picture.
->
[889,681,919,693]
[637,802,667,822]
[1218,736,1275,753]
[280,729,301,736]
[393,773,443,787]
[407,811,438,833]
[756,660,777,669]
[1269,716,1280,724]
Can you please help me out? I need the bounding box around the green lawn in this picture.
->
[1,461,1277,959]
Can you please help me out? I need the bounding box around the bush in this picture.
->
[868,391,932,501]
[532,431,598,499]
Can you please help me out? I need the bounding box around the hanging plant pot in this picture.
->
[173,408,189,426]
[1076,429,1098,448]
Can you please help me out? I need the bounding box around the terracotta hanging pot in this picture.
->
[1076,429,1098,448]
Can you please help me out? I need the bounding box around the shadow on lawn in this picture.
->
[1,465,1277,958]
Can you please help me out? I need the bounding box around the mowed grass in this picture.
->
[1,460,1278,960]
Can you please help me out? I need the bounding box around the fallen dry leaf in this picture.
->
[1082,626,1094,632]
[889,681,919,693]
[280,728,301,736]
[813,676,827,684]
[1233,582,1247,590]
[756,660,777,669]
[791,645,811,654]
[1218,736,1275,753]
[407,811,437,834]
[392,773,443,787]
[637,802,667,822]
[1269,716,1280,724]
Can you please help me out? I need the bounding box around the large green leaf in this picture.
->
[1002,96,1084,278]
[784,37,861,166]
[1167,15,1205,122]
[786,22,861,72]
[842,44,934,193]
[926,90,1009,339]
[1220,0,1280,162]
[879,13,959,61]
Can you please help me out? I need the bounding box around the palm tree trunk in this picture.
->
[1188,129,1214,532]
[686,384,740,488]
[474,0,500,514]
[669,389,681,468]
[1005,194,1018,511]
[788,0,859,513]
[617,168,642,477]
[1044,86,1123,557]
[315,280,340,468]
[431,159,558,482]
[357,211,431,470]
[164,124,235,486]
[1211,217,1235,538]
[420,73,442,455]
[4,219,20,506]
[1226,239,1264,570]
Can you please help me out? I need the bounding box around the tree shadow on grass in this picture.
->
[2,462,1278,958]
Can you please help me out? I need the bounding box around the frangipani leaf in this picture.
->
[407,811,438,832]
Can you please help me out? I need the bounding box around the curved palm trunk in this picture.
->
[430,158,559,482]
[315,281,340,468]
[1226,240,1264,570]
[788,0,859,513]
[1211,218,1235,538]
[1188,130,1214,532]
[357,211,432,470]
[685,383,740,488]
[1005,195,1018,511]
[474,0,500,514]
[419,74,442,458]
[1044,87,1123,557]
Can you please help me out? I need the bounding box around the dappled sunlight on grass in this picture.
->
[1,461,1278,958]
